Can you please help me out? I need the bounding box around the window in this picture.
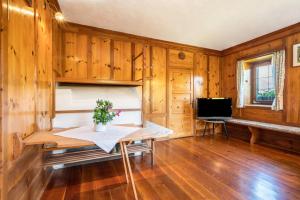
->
[251,60,275,105]
[242,54,275,106]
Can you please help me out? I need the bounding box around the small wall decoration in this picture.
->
[293,43,300,67]
[178,52,186,60]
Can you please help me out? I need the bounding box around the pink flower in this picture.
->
[116,110,121,116]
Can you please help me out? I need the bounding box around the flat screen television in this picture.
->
[197,98,232,120]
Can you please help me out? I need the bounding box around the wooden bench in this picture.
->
[227,119,300,144]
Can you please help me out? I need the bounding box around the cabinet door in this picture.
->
[63,32,77,78]
[63,32,88,79]
[90,37,111,80]
[113,40,132,81]
[168,68,193,138]
[76,34,88,79]
[134,44,150,81]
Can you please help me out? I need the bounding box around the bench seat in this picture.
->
[227,118,300,144]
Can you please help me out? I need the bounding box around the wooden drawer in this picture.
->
[171,101,192,114]
[172,93,191,101]
[171,70,193,91]
[168,49,194,68]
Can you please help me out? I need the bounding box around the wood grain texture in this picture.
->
[208,55,220,98]
[113,40,132,81]
[168,49,194,68]
[75,34,88,79]
[36,0,53,130]
[151,47,167,114]
[41,136,300,200]
[143,46,167,126]
[90,37,111,80]
[168,69,193,138]
[194,53,208,99]
[1,0,54,199]
[221,24,300,126]
[63,22,221,56]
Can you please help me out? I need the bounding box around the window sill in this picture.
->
[244,104,272,109]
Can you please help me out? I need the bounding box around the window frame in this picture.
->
[250,59,274,105]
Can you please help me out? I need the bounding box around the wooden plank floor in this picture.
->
[41,136,300,200]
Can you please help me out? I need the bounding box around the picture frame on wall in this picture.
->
[293,43,300,67]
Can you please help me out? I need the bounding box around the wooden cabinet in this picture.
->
[168,68,194,138]
[113,41,132,81]
[61,32,137,84]
[143,46,167,126]
[90,36,111,80]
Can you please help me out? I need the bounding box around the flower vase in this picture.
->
[95,123,106,132]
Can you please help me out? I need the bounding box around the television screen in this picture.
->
[197,98,232,119]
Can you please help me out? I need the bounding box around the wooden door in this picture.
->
[168,69,193,138]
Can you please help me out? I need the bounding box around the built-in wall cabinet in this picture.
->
[143,46,168,127]
[62,32,135,82]
[57,25,221,138]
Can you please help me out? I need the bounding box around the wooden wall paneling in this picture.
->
[285,32,300,124]
[113,40,132,81]
[36,0,53,130]
[168,68,193,138]
[63,22,222,56]
[221,24,300,152]
[151,46,167,114]
[1,0,8,198]
[194,53,208,99]
[142,45,152,115]
[52,20,63,118]
[52,21,62,77]
[194,53,208,133]
[168,49,194,68]
[7,0,36,160]
[63,32,77,78]
[1,0,54,199]
[208,56,220,98]
[134,43,149,81]
[90,36,111,80]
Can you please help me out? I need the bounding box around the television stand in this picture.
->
[202,119,229,138]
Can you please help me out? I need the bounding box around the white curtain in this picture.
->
[272,50,286,111]
[236,60,245,108]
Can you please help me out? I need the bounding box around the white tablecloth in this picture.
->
[54,125,140,153]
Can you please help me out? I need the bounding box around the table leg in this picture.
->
[120,142,129,183]
[203,122,207,137]
[121,142,138,200]
[151,139,155,166]
[223,122,229,139]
